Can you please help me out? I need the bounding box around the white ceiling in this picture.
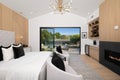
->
[0,0,104,19]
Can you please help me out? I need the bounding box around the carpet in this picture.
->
[69,53,104,80]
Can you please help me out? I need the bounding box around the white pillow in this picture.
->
[2,46,14,61]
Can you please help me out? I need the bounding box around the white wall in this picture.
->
[86,8,99,47]
[29,12,88,54]
[87,8,99,22]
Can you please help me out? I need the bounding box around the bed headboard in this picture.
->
[0,30,15,47]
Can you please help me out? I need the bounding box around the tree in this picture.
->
[61,35,68,39]
[41,30,53,45]
[70,34,80,44]
[55,32,61,39]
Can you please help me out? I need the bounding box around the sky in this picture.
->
[55,28,80,35]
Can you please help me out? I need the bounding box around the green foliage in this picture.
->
[41,29,53,45]
[55,32,69,39]
[55,32,61,39]
[41,29,80,45]
[70,34,80,44]
[61,35,68,39]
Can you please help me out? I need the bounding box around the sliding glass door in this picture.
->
[40,28,54,51]
[40,27,81,54]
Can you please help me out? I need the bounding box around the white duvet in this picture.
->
[0,51,52,80]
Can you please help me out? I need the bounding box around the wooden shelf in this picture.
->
[88,17,99,39]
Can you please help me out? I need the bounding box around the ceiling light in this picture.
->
[49,0,72,14]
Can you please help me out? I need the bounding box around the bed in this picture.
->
[0,51,52,80]
[0,30,53,80]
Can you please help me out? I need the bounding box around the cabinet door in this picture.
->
[90,46,99,61]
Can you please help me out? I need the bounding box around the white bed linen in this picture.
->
[0,51,52,80]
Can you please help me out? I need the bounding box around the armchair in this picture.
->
[47,58,84,80]
[54,46,70,63]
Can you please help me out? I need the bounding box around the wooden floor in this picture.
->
[80,55,120,80]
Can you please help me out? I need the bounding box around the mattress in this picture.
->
[0,51,52,80]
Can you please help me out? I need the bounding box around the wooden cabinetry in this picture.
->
[88,17,99,39]
[89,46,99,61]
[99,0,120,42]
[0,3,28,45]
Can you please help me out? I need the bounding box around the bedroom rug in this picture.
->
[69,52,104,80]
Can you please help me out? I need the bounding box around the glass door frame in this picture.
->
[40,27,81,54]
[40,27,55,51]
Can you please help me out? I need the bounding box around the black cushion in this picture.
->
[0,46,3,61]
[57,53,66,61]
[13,45,25,59]
[56,46,63,54]
[52,52,65,71]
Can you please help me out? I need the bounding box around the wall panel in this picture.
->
[0,3,2,29]
[99,0,120,42]
[1,4,13,31]
[0,3,28,45]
